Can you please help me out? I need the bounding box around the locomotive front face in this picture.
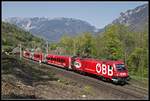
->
[112,63,130,84]
[115,64,128,77]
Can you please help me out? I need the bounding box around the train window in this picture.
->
[46,57,50,60]
[60,59,62,63]
[46,57,48,59]
[60,59,64,63]
[58,58,61,62]
[116,64,126,71]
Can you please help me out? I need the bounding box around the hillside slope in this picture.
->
[2,22,46,52]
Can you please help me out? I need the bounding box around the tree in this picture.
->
[59,34,74,55]
[127,48,143,75]
[126,28,148,78]
[72,32,95,57]
[80,32,94,57]
[102,25,124,60]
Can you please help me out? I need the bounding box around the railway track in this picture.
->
[122,83,148,96]
[23,57,148,100]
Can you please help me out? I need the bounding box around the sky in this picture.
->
[2,1,148,29]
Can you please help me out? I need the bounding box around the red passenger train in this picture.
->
[23,50,130,84]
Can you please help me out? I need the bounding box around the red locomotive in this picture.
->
[72,57,129,84]
[23,50,130,84]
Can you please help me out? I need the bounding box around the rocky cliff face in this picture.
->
[112,3,148,32]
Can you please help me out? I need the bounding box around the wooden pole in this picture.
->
[47,41,48,55]
[20,44,22,59]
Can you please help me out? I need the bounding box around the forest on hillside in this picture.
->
[2,22,46,52]
[2,22,148,80]
[49,24,148,79]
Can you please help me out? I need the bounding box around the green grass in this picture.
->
[81,85,95,96]
[130,75,148,81]
[130,75,148,89]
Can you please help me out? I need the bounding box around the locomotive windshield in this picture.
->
[116,64,126,71]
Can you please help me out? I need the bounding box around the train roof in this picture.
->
[79,57,124,64]
[46,54,72,57]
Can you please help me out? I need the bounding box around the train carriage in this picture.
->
[46,54,72,69]
[23,50,31,59]
[33,52,43,63]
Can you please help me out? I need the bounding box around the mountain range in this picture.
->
[111,3,148,32]
[3,3,148,42]
[3,17,98,42]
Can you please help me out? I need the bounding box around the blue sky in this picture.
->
[2,1,148,29]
